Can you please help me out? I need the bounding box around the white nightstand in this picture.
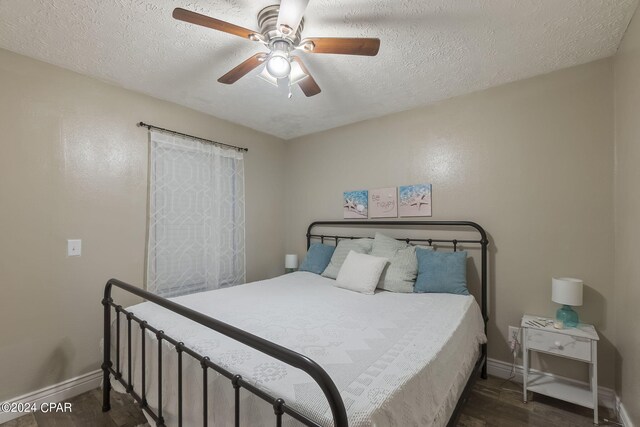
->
[521,314,600,425]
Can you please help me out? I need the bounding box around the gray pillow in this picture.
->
[371,233,433,293]
[370,233,413,292]
[321,238,374,279]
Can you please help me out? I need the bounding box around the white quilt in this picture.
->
[111,272,486,426]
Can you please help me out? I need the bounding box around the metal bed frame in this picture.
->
[102,220,489,427]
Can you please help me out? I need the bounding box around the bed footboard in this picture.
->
[101,278,348,427]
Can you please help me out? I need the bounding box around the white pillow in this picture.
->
[335,251,389,295]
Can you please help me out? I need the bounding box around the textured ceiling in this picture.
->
[0,0,637,139]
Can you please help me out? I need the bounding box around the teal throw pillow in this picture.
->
[414,248,469,295]
[299,243,336,275]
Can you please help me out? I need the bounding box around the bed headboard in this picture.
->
[306,220,489,328]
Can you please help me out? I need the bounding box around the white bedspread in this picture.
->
[111,272,486,426]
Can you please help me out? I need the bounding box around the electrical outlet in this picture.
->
[508,326,521,355]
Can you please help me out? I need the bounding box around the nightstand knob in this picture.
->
[554,340,562,348]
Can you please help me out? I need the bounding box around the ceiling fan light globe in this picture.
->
[266,55,291,78]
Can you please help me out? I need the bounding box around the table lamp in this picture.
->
[552,277,583,328]
[285,254,298,274]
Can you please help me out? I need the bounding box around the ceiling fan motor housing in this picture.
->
[258,5,304,48]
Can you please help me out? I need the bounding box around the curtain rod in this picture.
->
[137,122,248,152]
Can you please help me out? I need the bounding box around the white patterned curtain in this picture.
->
[147,130,245,297]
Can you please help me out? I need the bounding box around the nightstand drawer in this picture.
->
[526,329,591,361]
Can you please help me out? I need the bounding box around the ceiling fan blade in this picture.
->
[173,8,259,40]
[292,57,321,97]
[276,0,309,35]
[218,53,267,84]
[302,37,380,56]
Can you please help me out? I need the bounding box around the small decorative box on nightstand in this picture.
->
[521,314,600,425]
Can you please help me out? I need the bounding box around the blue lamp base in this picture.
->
[556,305,579,327]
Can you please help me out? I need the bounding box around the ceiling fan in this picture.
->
[173,0,380,98]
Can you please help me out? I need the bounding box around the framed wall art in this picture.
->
[369,187,398,218]
[398,184,432,217]
[343,190,368,219]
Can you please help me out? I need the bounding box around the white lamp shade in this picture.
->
[552,277,583,306]
[285,254,298,269]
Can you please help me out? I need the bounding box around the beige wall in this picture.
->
[614,5,640,424]
[0,48,286,401]
[285,59,616,387]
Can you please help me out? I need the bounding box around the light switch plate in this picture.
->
[67,239,81,257]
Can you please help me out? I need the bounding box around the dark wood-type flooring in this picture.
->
[1,376,620,427]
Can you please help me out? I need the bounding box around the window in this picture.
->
[146,130,245,297]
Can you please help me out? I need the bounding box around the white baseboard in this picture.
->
[486,357,616,410]
[616,395,635,427]
[0,369,102,424]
